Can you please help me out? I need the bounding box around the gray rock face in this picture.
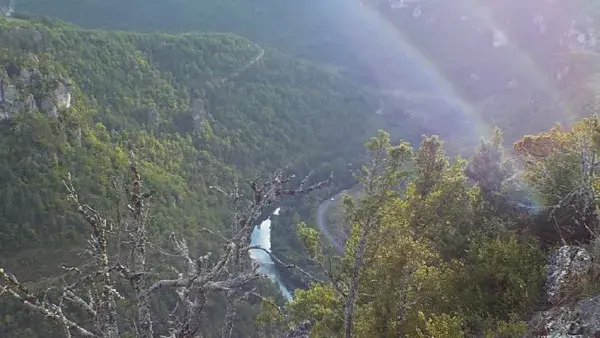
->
[1,61,72,120]
[18,68,31,84]
[578,296,600,337]
[525,246,600,337]
[12,94,37,116]
[32,30,42,43]
[1,80,17,103]
[40,98,58,118]
[39,81,72,117]
[527,295,600,337]
[1,78,20,120]
[23,94,36,112]
[75,127,82,147]
[0,0,14,16]
[191,97,210,130]
[54,82,71,110]
[546,246,592,305]
[281,320,312,338]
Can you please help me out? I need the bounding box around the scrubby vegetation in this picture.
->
[287,119,600,337]
[2,1,600,337]
[0,15,381,337]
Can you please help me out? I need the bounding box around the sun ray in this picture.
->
[350,2,492,142]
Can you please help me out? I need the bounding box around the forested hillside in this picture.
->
[0,15,384,337]
[13,0,600,151]
[11,0,385,86]
[14,0,342,60]
[11,0,452,93]
[3,1,600,338]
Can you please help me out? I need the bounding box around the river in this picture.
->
[249,207,293,301]
[250,190,348,301]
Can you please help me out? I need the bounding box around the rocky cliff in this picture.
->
[1,55,72,120]
[527,245,600,337]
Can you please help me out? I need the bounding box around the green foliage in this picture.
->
[297,222,321,260]
[255,298,286,337]
[414,135,448,198]
[2,4,598,337]
[466,128,512,205]
[289,285,343,337]
[484,318,528,338]
[453,234,545,331]
[16,0,348,62]
[0,15,377,254]
[290,130,547,337]
[406,140,478,258]
[14,0,426,90]
[415,313,464,338]
[517,117,600,243]
[0,14,380,337]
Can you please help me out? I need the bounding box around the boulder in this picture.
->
[39,82,72,118]
[546,246,592,305]
[281,320,312,338]
[526,296,600,337]
[525,246,599,337]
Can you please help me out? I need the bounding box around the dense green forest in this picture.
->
[0,14,383,251]
[0,14,394,337]
[2,1,600,337]
[12,0,405,88]
[14,0,600,155]
[15,0,345,60]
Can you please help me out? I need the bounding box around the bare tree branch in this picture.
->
[1,152,331,338]
[0,270,99,337]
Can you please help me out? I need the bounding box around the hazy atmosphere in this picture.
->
[0,1,599,337]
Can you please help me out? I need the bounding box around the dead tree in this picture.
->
[0,152,331,338]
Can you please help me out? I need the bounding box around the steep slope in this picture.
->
[12,0,441,91]
[14,0,600,149]
[10,0,369,82]
[0,16,381,337]
[0,13,379,264]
